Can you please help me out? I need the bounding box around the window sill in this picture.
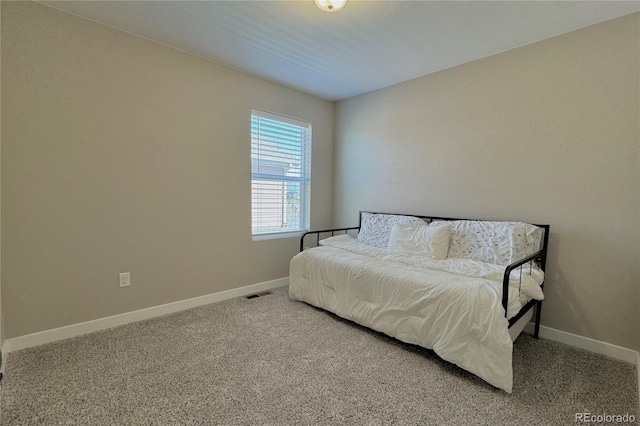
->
[252,231,305,241]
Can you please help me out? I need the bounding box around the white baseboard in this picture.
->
[524,323,639,365]
[4,277,289,354]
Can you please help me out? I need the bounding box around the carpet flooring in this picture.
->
[0,286,637,425]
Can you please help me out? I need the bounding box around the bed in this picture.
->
[289,211,550,393]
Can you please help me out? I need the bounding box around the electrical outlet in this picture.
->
[119,272,131,287]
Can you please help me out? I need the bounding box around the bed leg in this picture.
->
[534,301,542,339]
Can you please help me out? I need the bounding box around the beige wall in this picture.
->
[1,2,334,338]
[335,13,640,351]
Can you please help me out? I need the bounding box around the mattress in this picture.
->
[289,235,544,393]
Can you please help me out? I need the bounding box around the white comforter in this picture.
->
[288,235,544,393]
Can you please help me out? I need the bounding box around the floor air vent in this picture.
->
[245,290,272,299]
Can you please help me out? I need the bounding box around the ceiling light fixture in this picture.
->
[314,0,347,12]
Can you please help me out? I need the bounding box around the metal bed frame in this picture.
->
[300,211,550,339]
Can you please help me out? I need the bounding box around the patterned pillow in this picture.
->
[519,224,544,261]
[357,213,427,249]
[431,220,542,265]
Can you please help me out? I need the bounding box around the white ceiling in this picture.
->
[43,1,639,101]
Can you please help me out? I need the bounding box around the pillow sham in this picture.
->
[431,220,542,266]
[357,213,427,249]
[387,223,451,260]
[519,224,544,260]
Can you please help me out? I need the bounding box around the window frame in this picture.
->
[250,109,312,241]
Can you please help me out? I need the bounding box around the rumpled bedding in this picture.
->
[288,235,544,393]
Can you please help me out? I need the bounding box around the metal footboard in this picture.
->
[503,251,545,338]
[503,223,550,338]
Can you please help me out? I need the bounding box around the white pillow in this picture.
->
[357,213,427,249]
[387,223,451,260]
[517,275,545,301]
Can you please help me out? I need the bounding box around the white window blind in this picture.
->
[251,109,311,239]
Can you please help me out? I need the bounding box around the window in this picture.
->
[251,109,311,240]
